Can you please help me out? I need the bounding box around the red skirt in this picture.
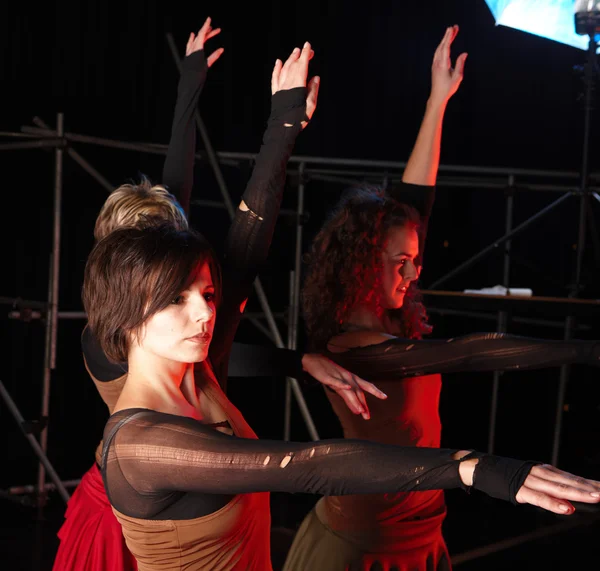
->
[53,463,137,571]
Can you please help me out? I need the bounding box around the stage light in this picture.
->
[575,0,600,34]
[485,0,598,50]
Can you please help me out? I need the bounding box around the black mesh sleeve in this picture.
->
[103,409,469,518]
[223,333,599,382]
[324,332,600,382]
[162,50,208,216]
[227,343,305,381]
[208,87,307,384]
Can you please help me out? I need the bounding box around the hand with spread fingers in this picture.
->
[186,16,224,68]
[271,42,320,129]
[301,354,387,420]
[430,24,468,106]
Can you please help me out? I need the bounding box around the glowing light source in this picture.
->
[484,0,599,49]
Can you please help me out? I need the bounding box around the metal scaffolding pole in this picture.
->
[0,381,69,503]
[283,164,320,441]
[32,117,114,192]
[487,176,514,454]
[429,192,572,290]
[284,271,294,442]
[37,112,66,507]
[551,33,597,467]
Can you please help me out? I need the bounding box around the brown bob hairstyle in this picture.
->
[83,224,221,363]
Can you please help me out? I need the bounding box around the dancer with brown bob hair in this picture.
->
[84,221,600,571]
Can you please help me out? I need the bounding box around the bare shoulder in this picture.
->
[327,330,396,353]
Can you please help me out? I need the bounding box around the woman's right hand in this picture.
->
[271,42,320,128]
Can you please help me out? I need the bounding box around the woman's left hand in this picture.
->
[186,17,224,68]
[430,25,467,106]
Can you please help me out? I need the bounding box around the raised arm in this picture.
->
[209,43,320,379]
[162,18,224,216]
[402,26,466,187]
[392,25,467,262]
[104,410,600,519]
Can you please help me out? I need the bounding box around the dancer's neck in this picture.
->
[116,347,202,417]
[345,303,386,333]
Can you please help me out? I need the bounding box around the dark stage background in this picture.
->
[1,0,600,566]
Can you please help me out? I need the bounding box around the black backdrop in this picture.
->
[1,0,599,499]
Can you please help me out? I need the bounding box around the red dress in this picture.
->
[53,463,137,571]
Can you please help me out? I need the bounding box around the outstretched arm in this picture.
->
[104,410,600,518]
[226,327,600,415]
[323,331,600,382]
[392,26,467,263]
[162,17,224,216]
[227,342,387,420]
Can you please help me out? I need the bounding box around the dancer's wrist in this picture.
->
[455,451,478,486]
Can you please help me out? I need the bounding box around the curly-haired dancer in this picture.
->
[282,26,600,571]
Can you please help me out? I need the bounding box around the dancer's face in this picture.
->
[135,262,216,364]
[380,225,420,310]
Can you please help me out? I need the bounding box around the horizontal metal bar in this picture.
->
[422,289,600,307]
[0,296,48,310]
[17,126,600,182]
[0,139,63,151]
[8,479,82,495]
[296,170,593,195]
[0,131,41,139]
[426,306,591,330]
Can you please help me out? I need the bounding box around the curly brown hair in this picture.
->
[302,186,431,349]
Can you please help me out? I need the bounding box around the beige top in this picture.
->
[109,361,272,571]
[321,374,446,551]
